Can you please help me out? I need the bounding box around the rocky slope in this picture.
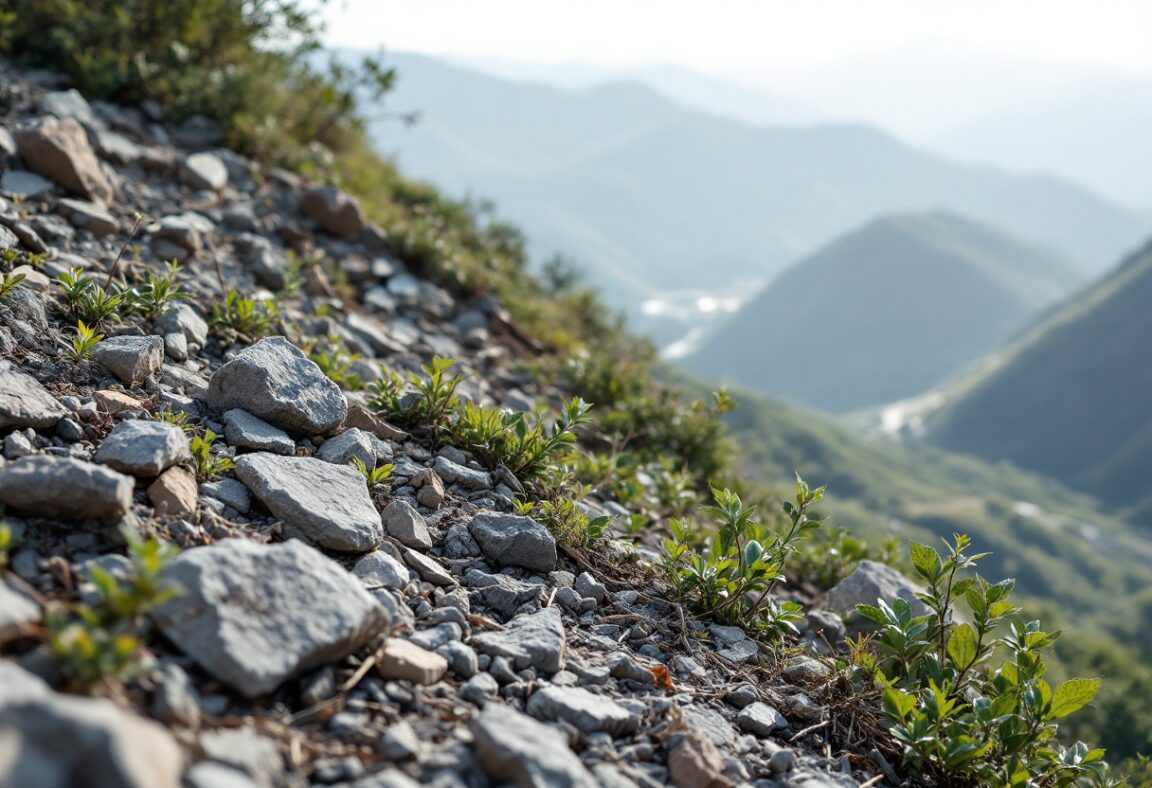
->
[0,63,913,787]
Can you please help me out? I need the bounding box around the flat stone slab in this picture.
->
[471,606,565,673]
[0,455,133,524]
[92,336,165,384]
[473,703,597,788]
[206,337,346,435]
[223,408,295,455]
[95,419,191,476]
[151,539,388,697]
[234,453,382,552]
[526,685,639,735]
[0,360,67,430]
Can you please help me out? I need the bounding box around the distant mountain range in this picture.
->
[681,211,1085,412]
[369,52,1147,339]
[925,238,1152,526]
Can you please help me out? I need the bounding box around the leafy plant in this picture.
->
[68,320,104,362]
[210,288,279,341]
[55,268,124,325]
[0,271,26,300]
[452,397,593,481]
[48,530,180,691]
[190,429,234,481]
[0,523,13,572]
[155,407,194,434]
[663,476,825,637]
[352,456,393,489]
[304,333,364,391]
[369,356,461,431]
[857,536,1113,786]
[122,261,191,318]
[516,492,613,548]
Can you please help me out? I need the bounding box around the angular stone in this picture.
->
[353,551,410,590]
[736,702,788,736]
[152,539,388,697]
[234,453,382,552]
[148,466,198,517]
[199,478,250,514]
[0,580,40,632]
[95,419,191,476]
[0,664,183,787]
[473,703,597,788]
[57,197,118,236]
[0,170,54,198]
[381,499,431,549]
[16,117,115,204]
[155,303,208,348]
[92,336,165,384]
[206,337,346,435]
[316,427,375,468]
[469,511,557,572]
[824,560,929,630]
[472,606,565,672]
[151,215,203,255]
[402,547,456,587]
[343,404,408,442]
[300,186,365,237]
[180,152,229,191]
[414,469,446,509]
[92,389,142,414]
[668,730,731,788]
[0,455,133,523]
[376,638,448,685]
[432,456,491,490]
[0,360,67,429]
[782,655,832,683]
[223,408,295,455]
[526,685,639,735]
[39,89,95,123]
[465,569,543,618]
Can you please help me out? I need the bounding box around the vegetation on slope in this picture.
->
[684,211,1085,412]
[927,241,1152,526]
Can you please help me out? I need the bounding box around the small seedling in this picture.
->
[190,429,235,481]
[0,271,26,300]
[352,457,393,489]
[68,320,104,362]
[210,288,279,340]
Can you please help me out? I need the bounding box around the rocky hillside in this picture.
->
[0,63,925,788]
[683,211,1084,412]
[926,238,1152,526]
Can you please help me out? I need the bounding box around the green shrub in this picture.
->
[856,536,1114,786]
[210,289,279,341]
[190,429,234,481]
[55,268,125,326]
[0,523,13,572]
[68,320,104,362]
[0,271,26,300]
[369,356,461,432]
[451,397,593,482]
[122,261,192,319]
[352,457,393,490]
[302,333,364,391]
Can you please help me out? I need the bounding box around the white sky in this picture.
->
[322,0,1152,76]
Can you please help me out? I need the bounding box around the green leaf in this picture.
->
[947,622,978,669]
[1047,678,1101,719]
[883,687,916,720]
[909,541,941,581]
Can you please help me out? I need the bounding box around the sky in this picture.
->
[322,0,1152,77]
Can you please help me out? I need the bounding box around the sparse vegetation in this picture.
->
[451,397,593,481]
[0,271,26,300]
[0,523,13,573]
[122,261,192,319]
[369,356,461,433]
[210,288,279,341]
[55,268,125,326]
[303,332,364,391]
[352,457,393,490]
[190,429,235,481]
[67,320,104,363]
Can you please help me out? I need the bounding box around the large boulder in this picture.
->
[206,337,346,435]
[0,456,133,524]
[151,539,388,697]
[234,453,382,552]
[15,117,115,204]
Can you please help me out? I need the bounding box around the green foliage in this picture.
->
[0,271,26,300]
[856,536,1113,786]
[210,288,279,341]
[451,397,593,481]
[516,489,613,548]
[1,248,47,269]
[351,457,393,490]
[369,356,461,432]
[122,261,191,319]
[303,333,364,391]
[663,477,825,638]
[190,429,234,481]
[67,320,104,363]
[48,530,179,691]
[155,407,195,434]
[55,268,125,326]
[0,523,13,572]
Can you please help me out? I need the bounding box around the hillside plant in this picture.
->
[48,530,180,692]
[303,333,364,391]
[55,268,125,326]
[210,289,279,341]
[451,397,593,481]
[352,457,393,490]
[190,429,235,481]
[0,271,26,300]
[855,535,1114,786]
[0,523,13,572]
[122,261,192,319]
[68,320,104,362]
[369,356,461,432]
[662,476,825,638]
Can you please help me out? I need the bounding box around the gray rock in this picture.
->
[3,431,35,460]
[185,762,260,788]
[150,662,201,727]
[462,672,500,705]
[199,478,251,513]
[155,303,208,348]
[432,456,491,490]
[608,652,656,685]
[824,560,929,630]
[736,702,788,736]
[151,539,388,697]
[438,640,478,678]
[39,89,95,123]
[206,337,346,435]
[0,170,54,197]
[526,685,639,735]
[300,186,366,237]
[0,663,183,788]
[0,360,67,429]
[574,571,608,604]
[0,580,40,632]
[234,453,382,552]
[92,335,165,384]
[94,419,191,476]
[223,408,295,455]
[473,703,597,788]
[198,728,281,786]
[0,455,133,523]
[716,638,759,664]
[15,117,115,204]
[57,197,118,236]
[782,655,832,683]
[180,152,229,191]
[472,606,565,672]
[381,499,432,549]
[402,547,456,587]
[465,569,543,618]
[316,427,375,468]
[443,522,481,558]
[469,511,557,573]
[353,550,410,590]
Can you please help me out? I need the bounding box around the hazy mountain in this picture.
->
[682,211,1085,412]
[926,239,1152,525]
[370,51,1146,336]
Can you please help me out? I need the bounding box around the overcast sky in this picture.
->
[323,0,1152,76]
